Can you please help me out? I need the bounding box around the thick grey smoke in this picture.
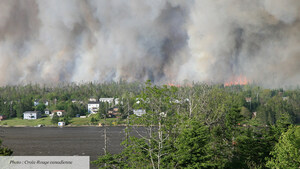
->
[0,0,299,87]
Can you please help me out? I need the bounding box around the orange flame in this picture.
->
[224,75,249,86]
[166,83,181,87]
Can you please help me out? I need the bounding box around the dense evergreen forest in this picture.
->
[0,81,300,168]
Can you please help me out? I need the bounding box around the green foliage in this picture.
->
[14,97,33,118]
[98,102,109,119]
[90,117,98,124]
[230,128,275,169]
[269,112,294,141]
[55,102,66,110]
[256,96,295,125]
[62,116,71,125]
[225,104,243,132]
[92,82,300,169]
[93,137,152,169]
[2,82,300,168]
[66,103,86,117]
[175,120,215,168]
[267,126,300,169]
[0,140,13,156]
[36,103,46,112]
[92,153,124,169]
[0,117,53,126]
[240,106,252,120]
[51,113,59,124]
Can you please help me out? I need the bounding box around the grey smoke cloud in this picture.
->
[0,0,299,87]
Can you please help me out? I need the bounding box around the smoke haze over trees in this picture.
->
[0,0,300,88]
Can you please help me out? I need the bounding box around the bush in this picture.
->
[0,140,13,156]
[51,114,59,124]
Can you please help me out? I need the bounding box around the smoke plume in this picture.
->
[0,0,299,88]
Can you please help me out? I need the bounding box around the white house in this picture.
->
[23,111,42,120]
[99,98,114,104]
[88,102,100,114]
[34,100,39,106]
[34,100,49,106]
[136,98,141,104]
[45,109,50,115]
[114,98,121,105]
[52,110,65,117]
[89,98,97,102]
[133,109,146,116]
[282,97,289,101]
[135,98,150,104]
[170,99,180,104]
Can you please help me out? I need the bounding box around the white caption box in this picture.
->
[0,156,89,169]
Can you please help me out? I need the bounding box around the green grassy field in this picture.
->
[0,115,122,127]
[70,115,119,126]
[0,117,53,126]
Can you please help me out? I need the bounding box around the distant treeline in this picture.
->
[0,81,300,125]
[0,81,143,118]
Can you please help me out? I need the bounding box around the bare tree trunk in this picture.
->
[103,103,108,167]
[126,99,130,147]
[149,126,156,169]
[189,98,192,118]
[157,116,162,169]
[104,118,107,155]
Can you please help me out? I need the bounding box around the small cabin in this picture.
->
[34,100,39,106]
[23,111,42,120]
[133,109,146,117]
[89,98,97,102]
[245,97,252,103]
[58,122,65,127]
[52,110,66,117]
[45,109,50,115]
[99,98,114,104]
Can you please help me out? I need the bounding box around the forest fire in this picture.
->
[166,83,181,87]
[224,75,249,86]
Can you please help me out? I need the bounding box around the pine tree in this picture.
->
[267,126,300,169]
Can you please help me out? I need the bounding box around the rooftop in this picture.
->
[23,111,41,114]
[88,101,100,104]
[52,110,65,113]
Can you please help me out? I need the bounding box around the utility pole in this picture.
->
[10,101,12,117]
[250,99,251,111]
[126,97,130,147]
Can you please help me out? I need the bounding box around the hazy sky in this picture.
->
[0,0,299,87]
